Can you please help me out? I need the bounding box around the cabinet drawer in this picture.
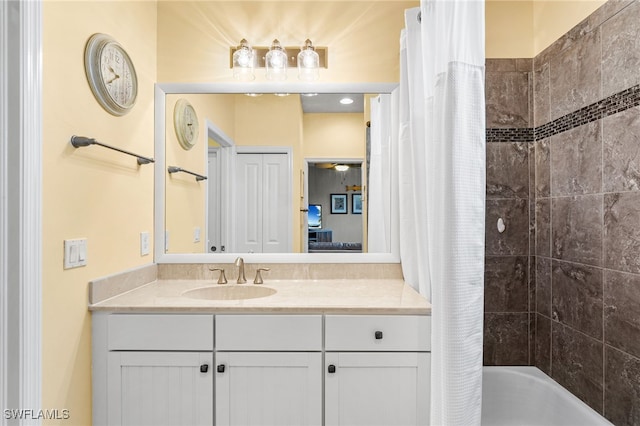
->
[108,314,213,351]
[216,315,322,351]
[325,315,430,351]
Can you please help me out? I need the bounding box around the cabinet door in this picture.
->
[107,351,213,426]
[325,352,430,426]
[216,352,322,426]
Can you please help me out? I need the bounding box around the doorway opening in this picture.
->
[303,160,365,253]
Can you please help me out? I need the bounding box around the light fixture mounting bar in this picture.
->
[230,46,328,69]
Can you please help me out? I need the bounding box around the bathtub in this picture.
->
[481,366,612,426]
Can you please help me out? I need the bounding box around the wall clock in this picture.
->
[173,99,199,150]
[84,33,138,116]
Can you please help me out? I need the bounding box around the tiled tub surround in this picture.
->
[484,58,536,367]
[486,0,640,423]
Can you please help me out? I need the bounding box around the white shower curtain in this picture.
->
[368,94,392,253]
[399,1,486,425]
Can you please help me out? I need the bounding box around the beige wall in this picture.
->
[533,0,606,55]
[155,0,607,73]
[42,1,157,424]
[486,1,535,58]
[303,113,365,159]
[164,94,221,253]
[486,0,608,58]
[157,1,418,83]
[165,93,235,253]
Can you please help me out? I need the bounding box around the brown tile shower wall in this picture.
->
[484,58,535,366]
[485,1,640,422]
[533,1,640,423]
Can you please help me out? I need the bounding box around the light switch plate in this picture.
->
[194,227,201,243]
[140,232,150,256]
[64,238,87,269]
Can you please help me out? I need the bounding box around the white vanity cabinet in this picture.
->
[215,315,323,426]
[324,315,431,426]
[93,312,430,426]
[92,313,215,426]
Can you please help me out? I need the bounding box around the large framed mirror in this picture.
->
[155,82,399,263]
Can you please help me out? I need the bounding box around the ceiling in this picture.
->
[300,93,365,114]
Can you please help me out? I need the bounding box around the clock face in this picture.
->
[174,99,199,150]
[85,33,138,116]
[99,43,136,109]
[184,104,198,143]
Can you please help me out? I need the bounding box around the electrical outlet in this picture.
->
[140,232,150,256]
[64,238,87,269]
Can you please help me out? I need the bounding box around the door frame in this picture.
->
[303,158,366,253]
[0,0,43,419]
[205,118,235,254]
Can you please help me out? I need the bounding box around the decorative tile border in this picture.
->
[487,84,640,143]
[535,84,640,140]
[486,128,534,143]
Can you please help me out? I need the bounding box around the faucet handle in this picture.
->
[208,267,227,284]
[254,268,270,284]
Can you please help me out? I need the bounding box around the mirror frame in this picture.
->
[155,82,400,264]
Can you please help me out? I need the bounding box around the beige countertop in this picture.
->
[89,278,431,315]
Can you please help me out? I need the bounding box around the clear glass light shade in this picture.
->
[265,39,287,81]
[297,40,320,81]
[233,39,255,81]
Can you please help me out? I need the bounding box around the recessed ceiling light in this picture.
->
[335,164,349,171]
[245,93,262,97]
[274,93,290,97]
[339,97,354,105]
[301,93,318,97]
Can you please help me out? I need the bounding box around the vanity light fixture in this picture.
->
[297,39,320,81]
[339,97,354,105]
[230,39,327,81]
[265,39,287,81]
[232,39,255,81]
[335,164,350,172]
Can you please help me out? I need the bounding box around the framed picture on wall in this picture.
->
[352,193,362,214]
[330,194,348,214]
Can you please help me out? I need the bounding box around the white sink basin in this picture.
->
[182,285,277,300]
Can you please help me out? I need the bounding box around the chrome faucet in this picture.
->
[234,257,247,284]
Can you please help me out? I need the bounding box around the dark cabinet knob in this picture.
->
[200,364,209,373]
[375,331,383,340]
[217,364,226,373]
[328,365,336,374]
